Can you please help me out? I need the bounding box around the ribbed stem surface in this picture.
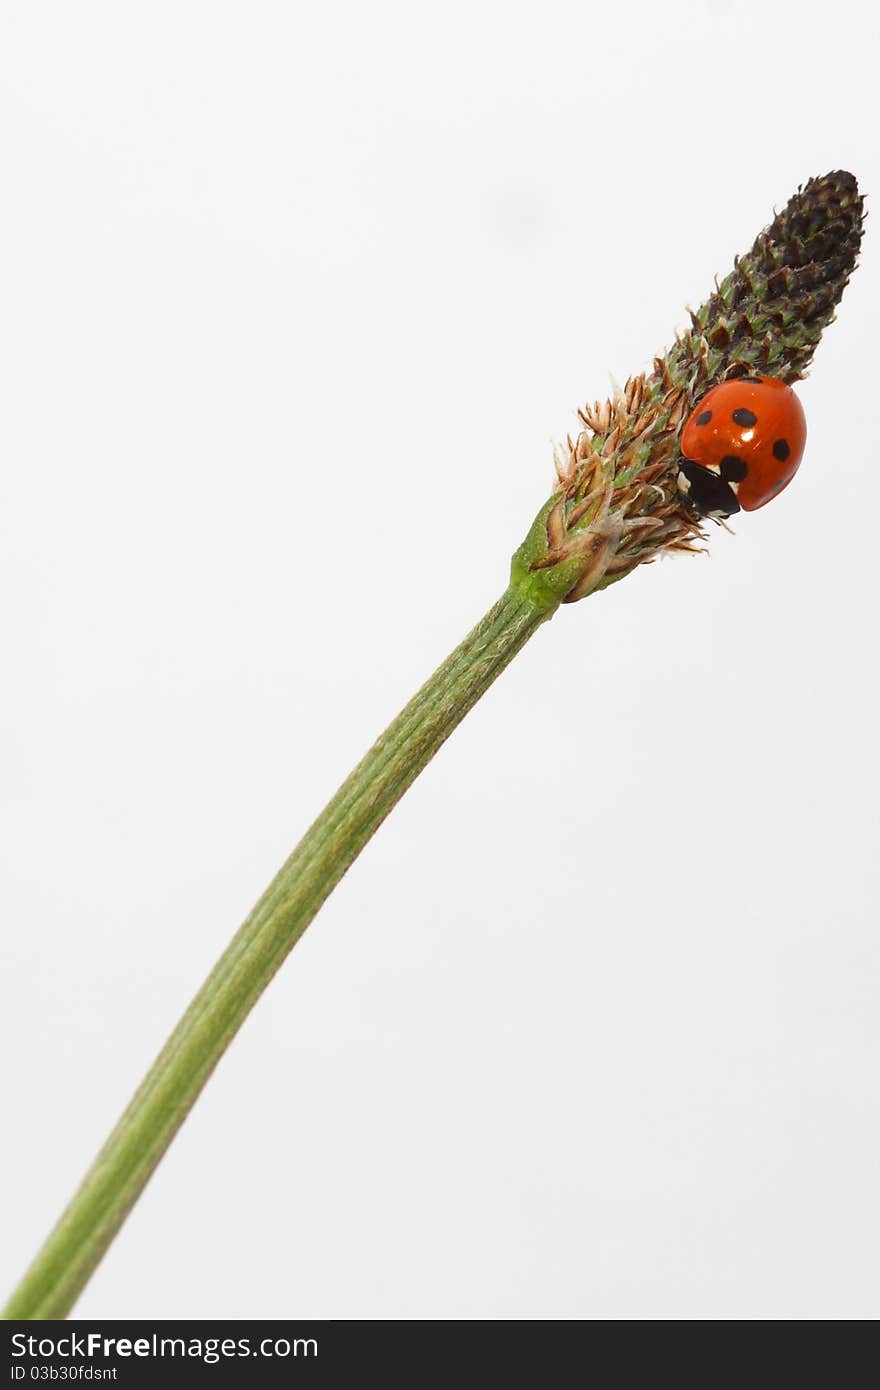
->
[3,585,549,1320]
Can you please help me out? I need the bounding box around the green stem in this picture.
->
[3,581,553,1320]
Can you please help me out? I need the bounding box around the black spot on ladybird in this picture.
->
[720,455,748,482]
[696,410,712,425]
[773,438,790,461]
[732,407,758,427]
[740,375,763,384]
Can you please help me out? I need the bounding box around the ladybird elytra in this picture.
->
[677,375,806,518]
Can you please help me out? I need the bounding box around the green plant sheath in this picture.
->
[3,583,552,1320]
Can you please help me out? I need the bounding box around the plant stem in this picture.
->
[3,582,552,1320]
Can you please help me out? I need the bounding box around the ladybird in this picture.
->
[677,375,806,518]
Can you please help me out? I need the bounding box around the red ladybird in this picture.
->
[677,375,806,518]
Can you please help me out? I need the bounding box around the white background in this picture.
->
[1,1,878,1321]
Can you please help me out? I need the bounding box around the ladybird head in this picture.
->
[676,457,743,519]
